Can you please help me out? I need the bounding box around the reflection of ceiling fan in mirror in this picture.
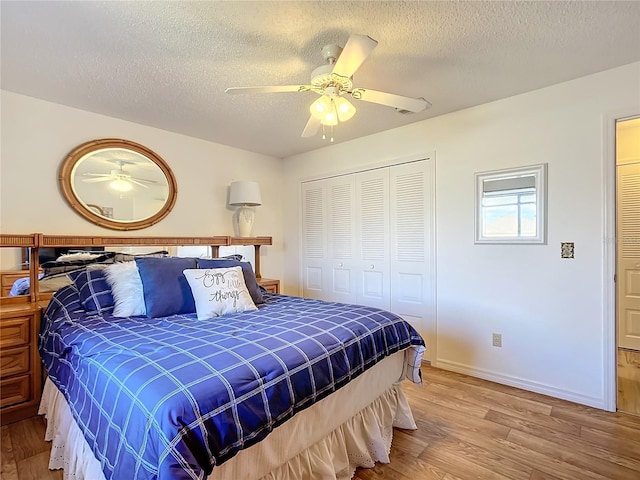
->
[81,160,158,192]
[226,34,431,140]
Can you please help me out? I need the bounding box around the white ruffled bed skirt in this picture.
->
[39,352,417,480]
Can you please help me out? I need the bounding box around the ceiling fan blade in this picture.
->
[81,173,109,177]
[351,88,431,113]
[301,116,320,138]
[129,178,150,188]
[82,177,111,183]
[131,176,157,184]
[225,85,313,95]
[331,34,378,79]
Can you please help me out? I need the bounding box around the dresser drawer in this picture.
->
[0,316,30,349]
[258,278,280,294]
[0,345,30,377]
[0,374,31,408]
[0,270,30,297]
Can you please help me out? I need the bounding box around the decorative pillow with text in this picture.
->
[183,267,257,319]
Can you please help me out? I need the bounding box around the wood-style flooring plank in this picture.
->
[6,417,48,463]
[484,405,581,437]
[15,451,61,480]
[551,404,640,440]
[578,425,640,459]
[388,429,429,457]
[529,469,563,480]
[421,369,553,416]
[402,382,490,419]
[354,462,415,480]
[618,348,640,416]
[506,428,640,480]
[0,425,19,480]
[419,436,532,480]
[383,450,445,480]
[489,410,640,473]
[423,368,611,414]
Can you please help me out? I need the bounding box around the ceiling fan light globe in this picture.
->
[334,97,356,122]
[110,178,133,192]
[321,111,338,126]
[310,96,332,120]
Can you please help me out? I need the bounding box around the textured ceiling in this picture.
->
[2,1,639,158]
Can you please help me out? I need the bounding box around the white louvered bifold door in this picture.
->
[390,160,436,361]
[617,162,640,351]
[302,180,327,300]
[355,168,391,310]
[327,176,357,304]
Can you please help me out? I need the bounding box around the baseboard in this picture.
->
[433,358,605,410]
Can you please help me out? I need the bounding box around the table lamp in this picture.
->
[229,181,262,237]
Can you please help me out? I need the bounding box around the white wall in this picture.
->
[0,91,284,281]
[282,62,640,408]
[3,63,638,409]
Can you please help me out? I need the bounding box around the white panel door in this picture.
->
[327,175,357,304]
[302,180,327,299]
[390,160,436,361]
[617,162,640,350]
[355,168,390,310]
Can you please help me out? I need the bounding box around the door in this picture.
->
[617,162,640,351]
[301,181,327,300]
[327,176,357,304]
[355,168,390,310]
[616,116,640,415]
[390,160,436,361]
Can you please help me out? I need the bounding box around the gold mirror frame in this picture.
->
[59,139,178,231]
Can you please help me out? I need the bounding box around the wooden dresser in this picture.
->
[258,278,280,294]
[0,269,30,297]
[0,302,42,425]
[0,233,41,425]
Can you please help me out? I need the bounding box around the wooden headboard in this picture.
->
[0,234,272,303]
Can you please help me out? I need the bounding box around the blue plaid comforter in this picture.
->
[39,285,425,480]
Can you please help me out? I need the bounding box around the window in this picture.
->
[475,164,547,244]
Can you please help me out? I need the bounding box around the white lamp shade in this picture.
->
[229,181,262,206]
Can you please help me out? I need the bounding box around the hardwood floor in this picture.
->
[2,366,639,479]
[354,366,640,480]
[618,348,640,415]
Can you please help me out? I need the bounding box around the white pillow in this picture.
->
[104,261,146,317]
[56,252,102,261]
[183,266,257,319]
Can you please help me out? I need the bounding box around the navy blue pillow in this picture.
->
[196,258,264,305]
[69,268,114,315]
[135,257,197,318]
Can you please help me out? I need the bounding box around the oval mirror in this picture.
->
[59,139,177,230]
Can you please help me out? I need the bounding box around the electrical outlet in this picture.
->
[492,333,502,347]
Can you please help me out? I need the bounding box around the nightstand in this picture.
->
[258,278,280,294]
[0,302,42,425]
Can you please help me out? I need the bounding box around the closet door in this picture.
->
[327,176,357,304]
[301,180,327,300]
[390,160,435,361]
[355,168,390,310]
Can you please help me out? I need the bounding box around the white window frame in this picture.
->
[475,164,547,244]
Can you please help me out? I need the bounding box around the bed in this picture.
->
[37,254,426,480]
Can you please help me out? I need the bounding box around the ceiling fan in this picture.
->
[226,34,431,139]
[81,160,158,191]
